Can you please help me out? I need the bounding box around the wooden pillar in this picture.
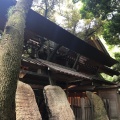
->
[66,82,69,98]
[48,67,55,85]
[81,98,85,120]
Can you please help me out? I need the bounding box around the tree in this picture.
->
[80,0,120,82]
[33,0,63,19]
[56,0,103,40]
[58,1,81,35]
[0,0,33,119]
[80,0,120,44]
[103,13,120,45]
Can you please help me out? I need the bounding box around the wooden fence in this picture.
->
[68,96,113,120]
[68,97,94,120]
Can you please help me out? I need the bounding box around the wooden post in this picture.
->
[73,54,80,69]
[66,82,69,98]
[48,67,55,85]
[81,98,85,120]
[91,98,94,120]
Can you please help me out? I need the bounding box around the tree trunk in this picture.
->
[0,0,33,119]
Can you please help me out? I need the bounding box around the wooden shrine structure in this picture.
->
[0,0,120,120]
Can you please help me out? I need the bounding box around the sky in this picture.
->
[54,0,83,24]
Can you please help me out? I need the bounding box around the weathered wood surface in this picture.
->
[86,91,109,120]
[16,81,42,120]
[98,89,120,120]
[43,85,75,120]
[69,96,93,120]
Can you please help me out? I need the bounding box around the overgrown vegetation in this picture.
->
[79,0,120,82]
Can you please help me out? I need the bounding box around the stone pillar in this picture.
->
[16,81,42,120]
[86,91,109,120]
[43,85,75,120]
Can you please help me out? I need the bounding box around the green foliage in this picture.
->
[80,4,94,19]
[80,0,120,44]
[112,52,120,73]
[33,0,63,19]
[103,13,120,45]
[80,0,118,20]
[80,0,120,82]
[61,5,81,34]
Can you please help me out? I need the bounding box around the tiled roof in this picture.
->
[22,57,96,80]
[38,59,95,80]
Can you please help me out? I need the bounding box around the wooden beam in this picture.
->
[68,86,95,92]
[20,70,48,78]
[29,84,44,89]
